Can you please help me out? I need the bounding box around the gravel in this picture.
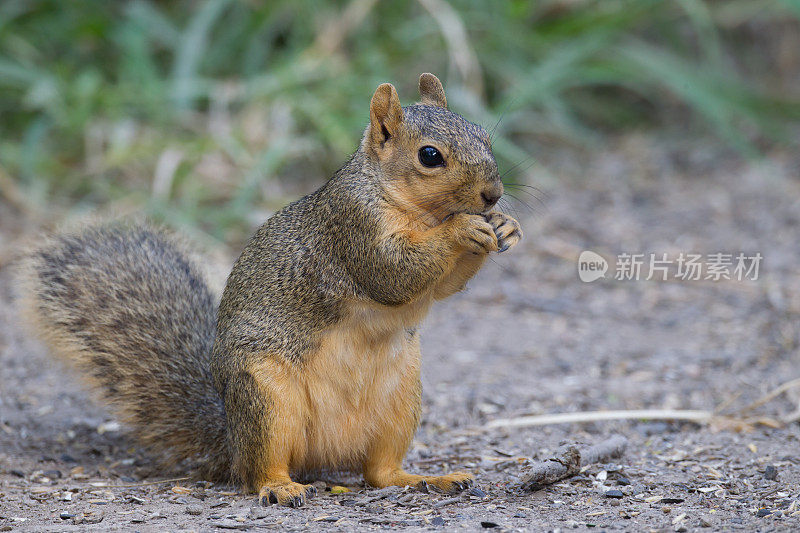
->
[1,139,799,531]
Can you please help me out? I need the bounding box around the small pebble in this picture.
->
[212,519,251,530]
[431,516,446,526]
[186,505,203,516]
[481,522,499,529]
[43,469,62,479]
[604,489,624,499]
[72,512,104,525]
[312,515,339,523]
[249,508,268,520]
[662,506,672,513]
[59,512,75,520]
[764,465,778,481]
[699,516,712,527]
[756,509,772,517]
[615,476,631,486]
[661,497,684,504]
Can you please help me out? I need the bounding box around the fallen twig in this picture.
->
[519,435,628,492]
[782,407,800,424]
[741,377,800,414]
[485,409,713,430]
[432,496,463,509]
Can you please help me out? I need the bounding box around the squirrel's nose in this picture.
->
[481,185,502,208]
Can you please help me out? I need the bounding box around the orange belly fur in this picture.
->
[249,296,431,473]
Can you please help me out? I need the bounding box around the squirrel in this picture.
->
[21,73,522,507]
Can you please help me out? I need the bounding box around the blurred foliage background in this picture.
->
[0,0,798,245]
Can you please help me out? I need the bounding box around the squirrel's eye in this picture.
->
[418,146,444,168]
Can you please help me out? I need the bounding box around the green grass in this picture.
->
[0,0,798,244]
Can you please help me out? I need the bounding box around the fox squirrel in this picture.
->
[21,73,522,507]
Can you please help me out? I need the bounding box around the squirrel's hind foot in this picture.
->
[259,482,317,508]
[416,472,475,494]
[368,468,475,495]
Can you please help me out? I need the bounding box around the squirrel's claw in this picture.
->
[484,212,522,253]
[448,477,475,493]
[457,477,475,490]
[413,472,475,494]
[258,482,316,508]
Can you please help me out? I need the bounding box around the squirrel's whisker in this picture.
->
[500,157,536,180]
[503,182,549,199]
[502,185,548,210]
[503,192,540,215]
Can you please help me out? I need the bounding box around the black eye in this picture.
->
[418,146,444,167]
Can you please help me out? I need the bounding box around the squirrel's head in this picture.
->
[362,73,502,223]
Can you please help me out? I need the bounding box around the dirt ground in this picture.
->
[1,137,800,532]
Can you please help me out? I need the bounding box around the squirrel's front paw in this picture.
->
[259,482,317,508]
[484,212,522,253]
[450,213,498,254]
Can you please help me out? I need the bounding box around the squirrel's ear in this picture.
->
[418,73,447,109]
[368,83,404,150]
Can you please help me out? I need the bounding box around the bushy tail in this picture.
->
[21,223,231,481]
